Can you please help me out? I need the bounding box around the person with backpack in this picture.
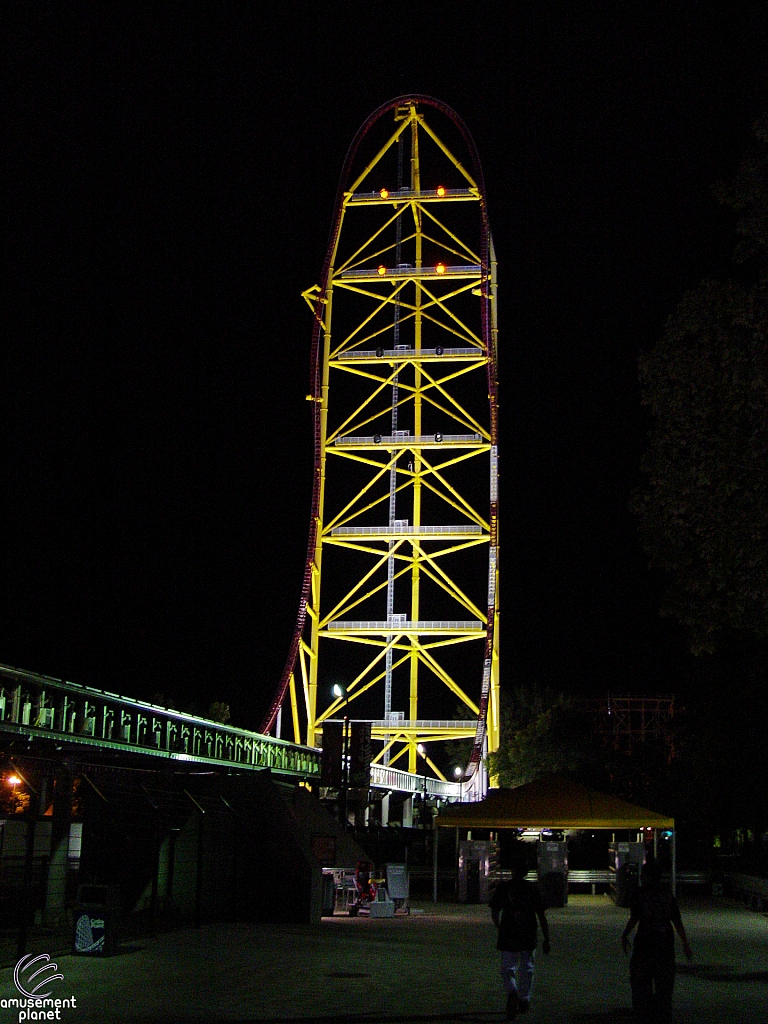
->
[621,857,692,1022]
[489,852,550,1019]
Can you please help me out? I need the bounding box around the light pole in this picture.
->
[417,743,429,824]
[452,766,463,897]
[454,765,464,802]
[333,684,350,832]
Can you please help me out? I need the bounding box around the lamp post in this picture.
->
[417,743,429,824]
[333,684,350,832]
[418,744,440,903]
[454,765,464,802]
[452,766,463,898]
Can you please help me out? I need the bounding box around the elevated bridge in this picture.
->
[0,663,460,798]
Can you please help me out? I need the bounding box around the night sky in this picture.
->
[5,6,768,731]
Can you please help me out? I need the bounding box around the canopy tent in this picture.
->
[431,775,676,901]
[434,775,674,830]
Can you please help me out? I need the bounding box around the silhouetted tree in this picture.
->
[208,701,231,724]
[487,687,589,787]
[633,119,768,654]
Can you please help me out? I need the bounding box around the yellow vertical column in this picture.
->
[408,109,422,773]
[307,288,334,747]
[487,233,501,757]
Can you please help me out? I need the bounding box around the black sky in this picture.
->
[4,5,768,729]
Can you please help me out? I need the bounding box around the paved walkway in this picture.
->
[0,895,766,1023]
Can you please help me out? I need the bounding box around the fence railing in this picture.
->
[0,664,320,779]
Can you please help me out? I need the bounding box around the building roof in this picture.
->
[434,775,674,830]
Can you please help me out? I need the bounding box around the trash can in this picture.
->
[73,884,121,955]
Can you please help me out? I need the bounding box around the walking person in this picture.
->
[621,858,692,1023]
[489,853,550,1019]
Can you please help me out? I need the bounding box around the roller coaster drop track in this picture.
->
[261,96,500,786]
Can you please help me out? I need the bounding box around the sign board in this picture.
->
[321,721,343,787]
[311,834,337,867]
[386,863,409,900]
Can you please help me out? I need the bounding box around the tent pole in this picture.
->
[433,824,439,903]
[671,830,676,897]
[455,827,460,896]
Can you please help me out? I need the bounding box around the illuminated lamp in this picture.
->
[436,186,446,197]
[380,188,389,199]
[7,775,21,787]
[377,265,387,276]
[436,263,446,275]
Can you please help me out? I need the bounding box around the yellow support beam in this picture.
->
[286,99,499,784]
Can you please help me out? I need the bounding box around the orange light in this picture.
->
[380,188,389,199]
[377,265,387,276]
[7,775,21,787]
[436,263,446,275]
[436,185,446,197]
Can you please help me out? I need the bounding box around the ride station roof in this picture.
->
[435,774,674,830]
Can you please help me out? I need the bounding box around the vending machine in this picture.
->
[609,842,646,907]
[458,840,499,903]
[537,840,568,907]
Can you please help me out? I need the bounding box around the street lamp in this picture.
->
[417,744,429,823]
[454,765,464,802]
[333,684,350,832]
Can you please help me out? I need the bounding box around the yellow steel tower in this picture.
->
[262,97,500,784]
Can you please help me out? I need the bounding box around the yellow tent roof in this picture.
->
[435,775,674,830]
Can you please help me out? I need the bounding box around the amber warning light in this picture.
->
[436,186,446,197]
[377,266,387,276]
[380,188,389,199]
[436,263,446,275]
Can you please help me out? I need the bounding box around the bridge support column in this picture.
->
[402,796,413,828]
[380,792,390,827]
[16,777,41,958]
[43,762,73,926]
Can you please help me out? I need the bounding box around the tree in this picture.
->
[633,120,768,654]
[487,687,589,788]
[208,701,231,724]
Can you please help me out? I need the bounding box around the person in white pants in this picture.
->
[489,855,550,1019]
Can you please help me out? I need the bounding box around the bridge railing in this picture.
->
[0,664,471,796]
[370,763,460,799]
[0,663,321,779]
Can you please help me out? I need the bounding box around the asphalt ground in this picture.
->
[0,895,766,1024]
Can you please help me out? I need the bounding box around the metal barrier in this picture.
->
[370,763,460,799]
[0,663,320,779]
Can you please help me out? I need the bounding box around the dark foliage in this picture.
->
[487,687,592,788]
[633,120,768,653]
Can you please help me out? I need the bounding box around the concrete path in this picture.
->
[0,895,766,1023]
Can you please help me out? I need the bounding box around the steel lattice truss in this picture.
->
[262,97,499,784]
[579,696,677,758]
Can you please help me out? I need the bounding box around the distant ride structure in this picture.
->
[262,96,500,789]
